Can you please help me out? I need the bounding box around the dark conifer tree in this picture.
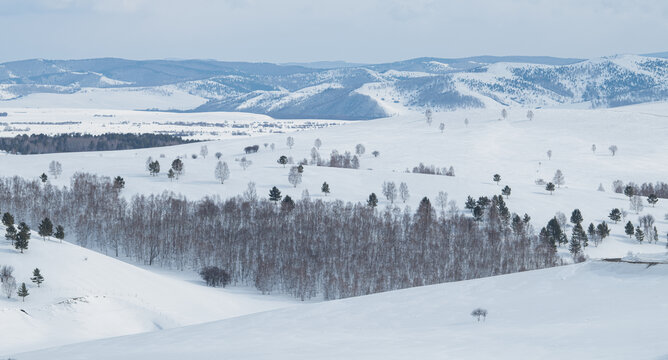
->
[31,268,44,287]
[38,217,53,240]
[281,196,295,212]
[501,185,511,198]
[17,282,29,301]
[493,174,501,185]
[635,227,644,244]
[2,212,14,227]
[473,205,484,221]
[625,221,635,238]
[647,194,658,207]
[40,173,48,183]
[367,193,378,208]
[570,209,583,225]
[15,222,30,253]
[464,196,476,212]
[278,155,288,167]
[113,176,125,190]
[321,182,330,196]
[596,222,610,239]
[269,186,282,202]
[608,208,621,223]
[54,225,65,243]
[545,182,555,194]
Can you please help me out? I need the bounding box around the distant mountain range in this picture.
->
[1,54,668,119]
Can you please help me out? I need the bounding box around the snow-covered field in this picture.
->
[11,260,668,360]
[1,101,668,358]
[0,108,347,140]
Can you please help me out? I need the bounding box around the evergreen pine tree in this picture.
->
[269,186,282,202]
[54,225,65,243]
[545,182,555,194]
[5,224,17,244]
[473,205,484,221]
[31,268,44,287]
[321,182,330,196]
[38,217,53,240]
[367,193,378,208]
[624,221,635,238]
[635,227,644,244]
[113,176,125,190]
[493,174,501,185]
[15,222,30,253]
[608,208,621,223]
[281,195,295,212]
[501,185,511,198]
[17,282,29,302]
[569,223,585,257]
[596,222,610,240]
[2,212,14,227]
[40,173,48,183]
[277,155,288,167]
[545,217,562,248]
[570,209,583,225]
[464,196,476,212]
[647,194,658,207]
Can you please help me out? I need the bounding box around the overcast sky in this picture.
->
[0,0,666,63]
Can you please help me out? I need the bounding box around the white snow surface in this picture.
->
[10,261,668,360]
[1,102,668,357]
[0,233,297,354]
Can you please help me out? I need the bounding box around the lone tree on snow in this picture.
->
[278,155,288,167]
[355,144,366,156]
[439,123,445,133]
[288,166,302,188]
[215,161,230,184]
[199,266,231,287]
[547,150,552,160]
[526,110,534,121]
[647,194,659,207]
[40,173,48,183]
[321,182,330,196]
[545,182,556,195]
[608,208,621,223]
[200,145,208,159]
[609,145,618,156]
[171,159,184,179]
[493,174,501,185]
[425,108,433,126]
[31,268,44,287]
[471,308,488,321]
[625,221,635,238]
[501,108,508,120]
[2,277,16,299]
[17,282,29,302]
[314,138,322,150]
[553,170,565,188]
[286,136,295,149]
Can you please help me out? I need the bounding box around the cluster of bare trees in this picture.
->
[0,174,557,300]
[410,163,455,176]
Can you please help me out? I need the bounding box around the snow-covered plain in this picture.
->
[1,101,668,357]
[11,261,668,360]
[0,108,347,140]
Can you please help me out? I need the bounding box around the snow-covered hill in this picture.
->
[0,227,297,354]
[3,55,668,118]
[10,260,668,360]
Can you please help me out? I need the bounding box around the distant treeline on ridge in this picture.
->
[0,133,196,154]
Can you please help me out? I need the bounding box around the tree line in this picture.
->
[0,173,558,300]
[0,133,196,154]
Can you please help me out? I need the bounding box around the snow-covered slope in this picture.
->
[0,229,297,354]
[11,261,668,360]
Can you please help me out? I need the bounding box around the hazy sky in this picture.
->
[0,0,667,63]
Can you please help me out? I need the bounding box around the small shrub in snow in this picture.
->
[471,308,488,321]
[199,266,231,287]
